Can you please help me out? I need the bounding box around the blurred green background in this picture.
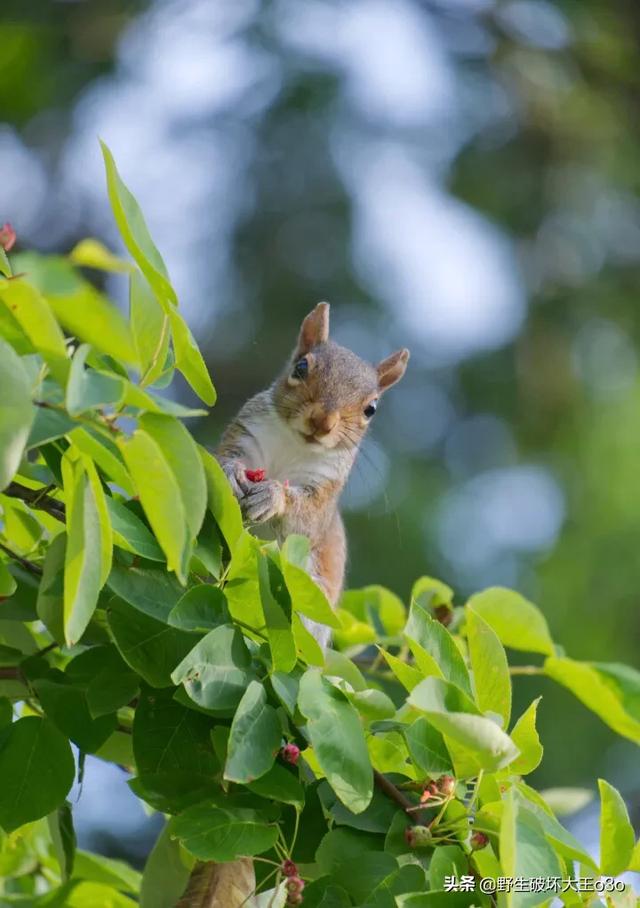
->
[1,0,638,857]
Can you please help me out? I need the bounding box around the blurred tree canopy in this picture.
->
[2,0,640,806]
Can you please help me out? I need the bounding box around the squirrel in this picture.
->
[216,302,409,648]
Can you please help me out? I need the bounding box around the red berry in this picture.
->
[286,877,304,894]
[282,859,298,877]
[245,468,266,483]
[471,831,489,850]
[438,775,456,796]
[281,743,300,765]
[0,223,16,252]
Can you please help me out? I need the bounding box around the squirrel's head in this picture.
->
[273,302,409,450]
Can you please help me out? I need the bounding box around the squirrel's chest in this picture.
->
[243,413,342,486]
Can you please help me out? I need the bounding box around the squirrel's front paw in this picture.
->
[222,460,250,501]
[242,479,286,523]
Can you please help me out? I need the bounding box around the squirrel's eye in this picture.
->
[363,400,378,419]
[292,357,308,380]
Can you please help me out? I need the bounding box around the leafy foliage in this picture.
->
[0,146,638,906]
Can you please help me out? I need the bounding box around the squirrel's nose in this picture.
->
[309,408,339,436]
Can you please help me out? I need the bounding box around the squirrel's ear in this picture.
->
[297,302,330,353]
[377,348,410,391]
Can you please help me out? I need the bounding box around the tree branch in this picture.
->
[0,542,42,576]
[373,769,427,825]
[4,481,66,521]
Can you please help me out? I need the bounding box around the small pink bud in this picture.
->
[471,831,489,850]
[438,775,456,796]
[285,876,304,894]
[281,743,300,765]
[282,859,298,877]
[406,824,432,848]
[0,223,16,252]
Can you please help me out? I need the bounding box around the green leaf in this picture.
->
[139,413,206,542]
[73,849,141,893]
[34,676,116,753]
[62,452,107,645]
[544,657,640,744]
[429,844,467,890]
[499,791,563,908]
[324,649,367,692]
[66,344,124,415]
[106,497,165,561]
[224,681,282,783]
[258,553,297,673]
[513,786,597,870]
[298,668,373,814]
[466,587,554,656]
[405,602,471,696]
[199,447,244,550]
[84,649,139,719]
[316,828,398,905]
[15,252,137,366]
[598,779,635,876]
[36,532,66,644]
[380,649,423,691]
[48,281,138,366]
[107,596,195,688]
[168,584,227,632]
[100,141,177,308]
[69,238,133,273]
[280,536,341,630]
[171,624,256,711]
[466,606,511,725]
[133,687,217,776]
[0,560,17,598]
[537,787,593,817]
[509,698,543,775]
[247,762,304,807]
[85,457,113,586]
[0,278,69,383]
[169,804,278,861]
[0,340,36,490]
[66,881,138,906]
[130,270,169,385]
[0,246,11,278]
[168,307,216,405]
[403,716,452,775]
[349,689,396,721]
[0,716,75,832]
[339,584,406,637]
[68,427,135,496]
[270,670,300,717]
[48,800,76,882]
[106,561,184,621]
[411,576,454,609]
[409,677,519,771]
[140,826,193,908]
[118,427,189,581]
[27,405,75,449]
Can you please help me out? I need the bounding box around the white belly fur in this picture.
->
[242,409,345,487]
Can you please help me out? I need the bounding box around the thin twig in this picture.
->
[0,542,42,576]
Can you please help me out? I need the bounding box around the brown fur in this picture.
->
[216,302,408,646]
